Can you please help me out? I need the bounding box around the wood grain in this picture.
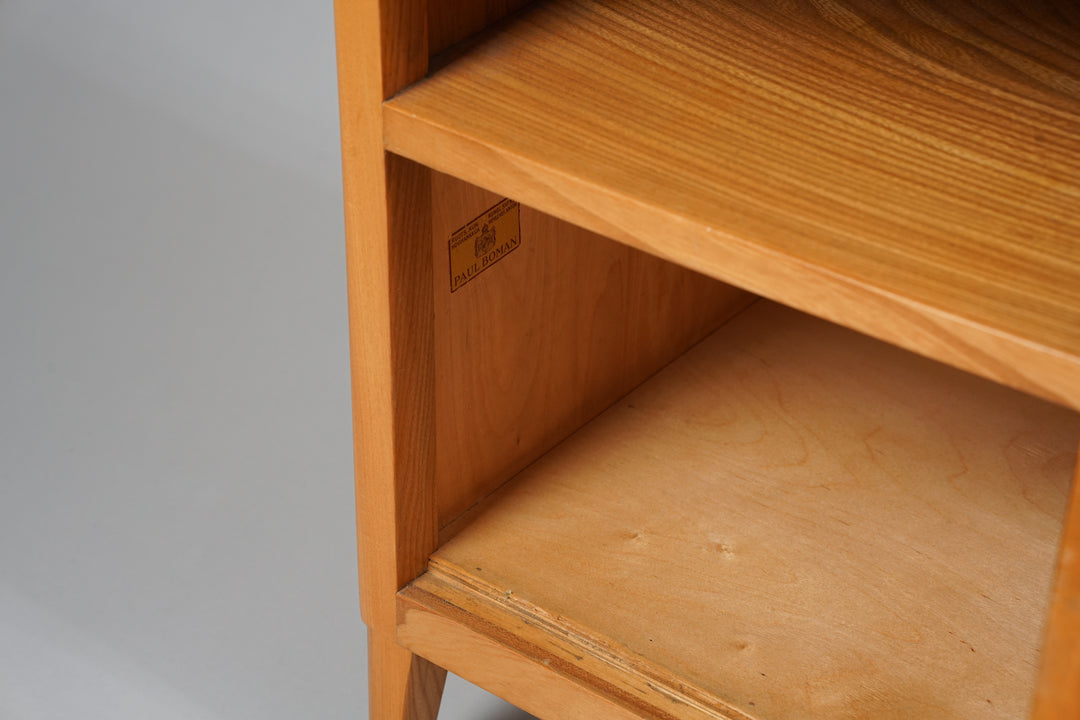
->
[399,577,651,720]
[1033,453,1080,720]
[336,0,448,712]
[334,0,436,650]
[384,0,1080,410]
[425,301,1080,720]
[428,0,531,54]
[369,631,447,720]
[401,571,753,720]
[430,174,753,526]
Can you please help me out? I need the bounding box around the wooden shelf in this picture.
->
[337,0,1080,716]
[384,0,1080,410]
[399,301,1080,720]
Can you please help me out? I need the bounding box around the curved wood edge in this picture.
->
[1032,451,1080,720]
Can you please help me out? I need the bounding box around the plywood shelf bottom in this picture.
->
[398,301,1079,720]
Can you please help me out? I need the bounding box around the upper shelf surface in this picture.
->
[384,0,1080,409]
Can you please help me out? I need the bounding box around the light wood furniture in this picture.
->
[334,1,1080,718]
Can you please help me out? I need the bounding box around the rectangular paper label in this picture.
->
[448,198,521,292]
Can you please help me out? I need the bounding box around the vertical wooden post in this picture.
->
[334,0,445,717]
[1032,449,1080,719]
[369,632,447,720]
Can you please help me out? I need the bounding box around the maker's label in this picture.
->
[449,198,521,292]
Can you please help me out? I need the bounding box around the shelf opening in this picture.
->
[403,301,1080,720]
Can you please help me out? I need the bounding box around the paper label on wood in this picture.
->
[449,198,521,292]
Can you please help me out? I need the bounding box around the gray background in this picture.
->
[0,1,532,717]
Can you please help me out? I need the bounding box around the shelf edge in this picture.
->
[383,105,1080,413]
[398,566,755,720]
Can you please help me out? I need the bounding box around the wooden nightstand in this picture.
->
[334,2,1080,718]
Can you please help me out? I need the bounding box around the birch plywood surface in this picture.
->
[385,0,1080,409]
[424,301,1080,720]
[430,175,752,525]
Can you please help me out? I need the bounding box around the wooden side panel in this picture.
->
[428,0,532,55]
[378,0,428,97]
[336,1,446,715]
[334,0,434,633]
[430,173,754,526]
[1033,454,1080,720]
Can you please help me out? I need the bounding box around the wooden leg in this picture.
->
[369,631,447,720]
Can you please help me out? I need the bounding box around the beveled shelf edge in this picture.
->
[397,566,752,720]
[383,108,1080,413]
